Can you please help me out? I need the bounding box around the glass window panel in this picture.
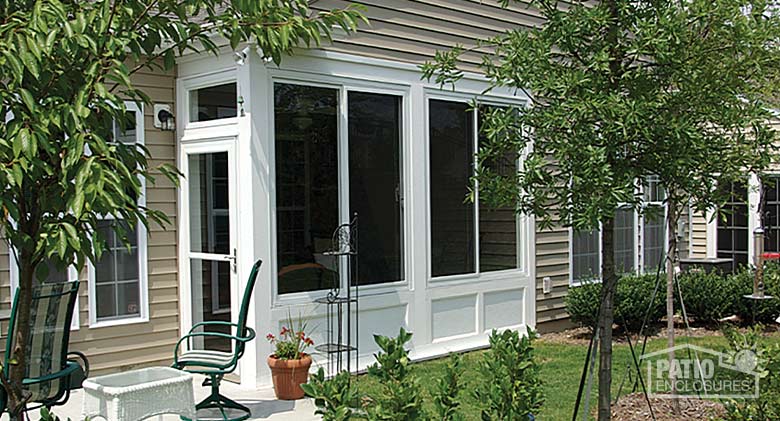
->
[573,229,600,281]
[117,282,140,316]
[113,110,137,144]
[190,259,232,351]
[614,208,635,274]
[96,284,116,319]
[348,91,404,285]
[94,220,140,320]
[643,206,666,273]
[717,181,749,272]
[274,83,339,294]
[764,177,780,252]
[478,105,519,272]
[189,152,230,255]
[189,83,237,122]
[429,99,476,277]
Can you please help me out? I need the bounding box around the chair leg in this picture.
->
[182,374,250,421]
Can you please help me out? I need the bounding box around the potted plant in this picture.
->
[266,315,315,400]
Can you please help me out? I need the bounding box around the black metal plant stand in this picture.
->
[314,214,359,375]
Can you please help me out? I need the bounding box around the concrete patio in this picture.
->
[1,374,320,421]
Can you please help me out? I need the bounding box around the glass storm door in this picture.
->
[184,140,237,352]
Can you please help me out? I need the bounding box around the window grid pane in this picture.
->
[572,229,600,282]
[717,182,749,272]
[95,220,140,320]
[763,177,780,253]
[614,208,636,273]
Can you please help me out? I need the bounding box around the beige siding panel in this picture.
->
[690,210,709,258]
[311,0,544,67]
[0,65,180,375]
[535,221,571,329]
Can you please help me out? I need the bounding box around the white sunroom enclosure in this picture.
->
[175,47,536,388]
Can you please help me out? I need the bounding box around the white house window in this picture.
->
[273,83,405,294]
[717,182,749,272]
[93,220,141,319]
[89,103,147,324]
[571,208,637,284]
[642,176,666,272]
[762,176,780,253]
[189,82,237,122]
[428,100,521,278]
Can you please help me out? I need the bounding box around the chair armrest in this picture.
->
[173,329,256,365]
[22,362,80,386]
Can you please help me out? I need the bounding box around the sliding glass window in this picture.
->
[429,99,521,278]
[274,84,340,294]
[274,84,405,294]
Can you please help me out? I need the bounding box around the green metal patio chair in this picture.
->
[0,281,88,414]
[173,259,261,421]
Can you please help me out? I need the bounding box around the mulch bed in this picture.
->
[611,392,726,420]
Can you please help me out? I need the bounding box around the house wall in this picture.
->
[0,65,179,376]
[309,0,573,331]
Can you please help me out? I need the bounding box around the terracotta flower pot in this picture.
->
[267,354,313,400]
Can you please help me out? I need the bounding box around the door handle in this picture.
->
[225,248,237,273]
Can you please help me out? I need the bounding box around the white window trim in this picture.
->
[182,71,239,131]
[425,92,531,284]
[88,101,149,328]
[8,250,81,330]
[269,75,414,305]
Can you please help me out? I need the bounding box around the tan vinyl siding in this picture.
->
[535,223,573,328]
[0,65,179,376]
[690,210,709,258]
[312,0,546,70]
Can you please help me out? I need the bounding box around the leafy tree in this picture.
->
[0,0,365,418]
[423,0,779,418]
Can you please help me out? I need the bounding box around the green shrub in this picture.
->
[723,325,780,420]
[365,328,425,420]
[565,280,601,329]
[432,354,465,421]
[301,369,361,421]
[676,269,740,323]
[475,327,544,420]
[733,262,780,324]
[615,273,666,331]
[565,273,665,332]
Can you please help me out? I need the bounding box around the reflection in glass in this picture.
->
[573,229,600,282]
[614,207,635,273]
[717,182,749,271]
[274,83,339,294]
[348,92,404,285]
[190,259,231,352]
[429,100,476,277]
[189,83,237,122]
[643,206,666,272]
[478,105,519,272]
[94,220,140,320]
[189,152,230,255]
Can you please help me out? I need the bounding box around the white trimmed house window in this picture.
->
[570,177,668,285]
[88,102,148,326]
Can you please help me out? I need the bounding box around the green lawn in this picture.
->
[354,334,780,420]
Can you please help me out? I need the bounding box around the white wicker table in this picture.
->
[82,366,196,421]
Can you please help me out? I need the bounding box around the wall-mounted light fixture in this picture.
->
[153,104,175,131]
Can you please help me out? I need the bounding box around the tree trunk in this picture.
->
[7,246,34,421]
[598,217,617,421]
[666,200,680,413]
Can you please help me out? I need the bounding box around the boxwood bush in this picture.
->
[565,273,665,332]
[676,269,741,323]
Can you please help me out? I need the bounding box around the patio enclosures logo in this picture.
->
[641,344,761,399]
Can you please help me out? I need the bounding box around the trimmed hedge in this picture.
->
[676,269,742,323]
[565,273,666,332]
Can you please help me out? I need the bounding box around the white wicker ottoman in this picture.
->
[82,366,196,421]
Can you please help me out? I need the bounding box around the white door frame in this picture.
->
[178,137,240,347]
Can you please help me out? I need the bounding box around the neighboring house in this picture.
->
[0,1,709,389]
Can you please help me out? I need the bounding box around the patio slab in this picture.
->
[1,374,320,421]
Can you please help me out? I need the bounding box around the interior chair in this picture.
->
[0,281,89,414]
[173,259,261,421]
